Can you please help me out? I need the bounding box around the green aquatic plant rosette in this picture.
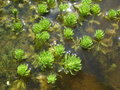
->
[17,64,30,76]
[79,3,91,16]
[32,23,43,34]
[59,3,69,12]
[63,54,82,75]
[52,44,65,56]
[64,28,74,39]
[94,29,105,40]
[80,35,93,49]
[37,51,54,69]
[14,49,25,60]
[47,74,57,84]
[63,13,77,27]
[39,18,51,31]
[107,9,117,19]
[37,3,48,14]
[13,21,23,31]
[91,4,101,15]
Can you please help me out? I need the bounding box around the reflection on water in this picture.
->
[0,0,120,90]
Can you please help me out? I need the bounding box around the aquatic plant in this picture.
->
[14,49,25,60]
[12,8,18,17]
[80,35,93,49]
[35,31,50,49]
[63,13,77,27]
[91,4,101,15]
[47,74,57,84]
[63,54,82,75]
[63,27,74,39]
[17,64,30,76]
[79,3,91,16]
[59,3,69,12]
[13,21,23,31]
[47,0,56,8]
[32,23,43,34]
[51,44,65,57]
[107,9,117,19]
[94,29,105,40]
[35,31,50,42]
[39,18,51,31]
[37,51,54,69]
[37,3,48,14]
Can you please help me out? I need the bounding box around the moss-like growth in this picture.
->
[13,21,23,31]
[32,23,43,34]
[14,49,25,60]
[107,9,117,19]
[37,51,54,69]
[80,35,93,49]
[63,13,77,27]
[47,74,57,84]
[52,44,65,56]
[94,29,105,40]
[39,18,51,30]
[79,3,91,16]
[63,28,74,39]
[91,4,101,15]
[37,3,48,14]
[17,64,30,76]
[59,3,69,12]
[63,54,82,74]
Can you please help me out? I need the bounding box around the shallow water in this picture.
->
[0,0,120,90]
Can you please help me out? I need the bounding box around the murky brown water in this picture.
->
[0,0,120,90]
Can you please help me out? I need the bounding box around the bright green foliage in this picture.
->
[91,4,101,15]
[38,51,54,69]
[63,13,77,27]
[12,8,18,16]
[47,74,57,84]
[14,49,25,60]
[17,64,30,76]
[81,0,92,4]
[32,23,43,34]
[13,21,23,31]
[63,54,82,75]
[37,3,48,14]
[39,18,51,30]
[80,35,93,49]
[52,44,65,56]
[79,3,91,16]
[107,9,117,19]
[35,31,50,42]
[59,3,69,12]
[64,28,74,39]
[94,29,105,40]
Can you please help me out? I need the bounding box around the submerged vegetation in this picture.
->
[17,64,30,76]
[0,0,120,90]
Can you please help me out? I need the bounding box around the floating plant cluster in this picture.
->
[0,0,119,89]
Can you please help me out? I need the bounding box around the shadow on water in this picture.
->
[0,0,120,90]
